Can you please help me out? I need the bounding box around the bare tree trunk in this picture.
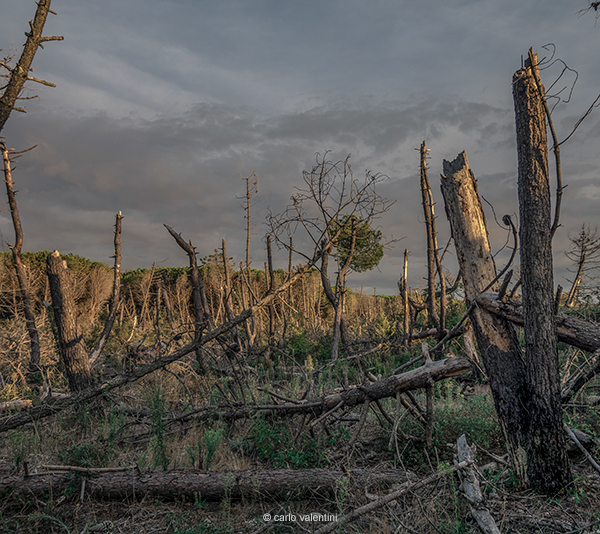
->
[47,251,94,392]
[513,53,571,491]
[221,239,241,348]
[419,142,441,336]
[89,212,122,366]
[1,141,41,373]
[0,0,62,132]
[402,249,410,349]
[266,235,276,348]
[440,151,529,484]
[164,225,212,373]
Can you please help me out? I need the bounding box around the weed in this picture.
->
[147,385,169,470]
[8,430,37,470]
[248,418,328,468]
[203,427,225,470]
[27,512,72,534]
[58,441,108,468]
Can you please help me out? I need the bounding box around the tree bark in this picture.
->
[0,467,416,502]
[514,52,571,491]
[440,151,529,484]
[47,251,94,392]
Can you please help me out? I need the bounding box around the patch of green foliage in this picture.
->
[58,441,109,468]
[248,418,329,468]
[329,215,383,273]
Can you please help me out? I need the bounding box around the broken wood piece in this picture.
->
[455,434,501,534]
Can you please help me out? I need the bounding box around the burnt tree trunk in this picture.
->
[440,151,529,484]
[47,251,94,392]
[419,142,442,342]
[513,52,571,491]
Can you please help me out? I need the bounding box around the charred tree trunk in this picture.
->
[47,251,94,392]
[440,151,529,484]
[513,52,571,491]
[1,141,41,373]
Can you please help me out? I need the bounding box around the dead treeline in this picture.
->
[2,2,600,532]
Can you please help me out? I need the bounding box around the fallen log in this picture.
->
[476,292,600,353]
[0,467,416,502]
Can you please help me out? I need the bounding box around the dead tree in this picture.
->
[440,151,530,485]
[513,51,571,491]
[565,224,600,307]
[89,212,122,366]
[0,257,322,433]
[1,141,41,373]
[1,467,418,503]
[238,174,258,349]
[164,224,212,373]
[47,251,94,392]
[0,0,63,132]
[268,154,390,360]
[419,141,446,354]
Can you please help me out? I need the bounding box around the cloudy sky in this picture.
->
[1,0,599,295]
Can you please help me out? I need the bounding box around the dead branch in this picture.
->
[0,0,62,131]
[476,293,600,354]
[314,460,472,534]
[1,140,41,372]
[456,434,501,534]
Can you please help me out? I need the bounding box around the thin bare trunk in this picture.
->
[1,141,40,372]
[89,212,122,366]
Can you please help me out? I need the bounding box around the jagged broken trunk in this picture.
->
[47,251,94,392]
[513,55,571,492]
[440,152,529,484]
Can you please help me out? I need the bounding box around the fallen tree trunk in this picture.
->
[0,467,416,502]
[476,292,600,353]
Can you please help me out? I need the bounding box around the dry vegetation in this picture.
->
[0,252,599,534]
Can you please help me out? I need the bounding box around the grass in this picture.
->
[0,287,599,533]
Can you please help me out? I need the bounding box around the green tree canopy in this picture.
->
[329,215,383,273]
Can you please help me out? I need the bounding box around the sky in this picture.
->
[1,0,599,295]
